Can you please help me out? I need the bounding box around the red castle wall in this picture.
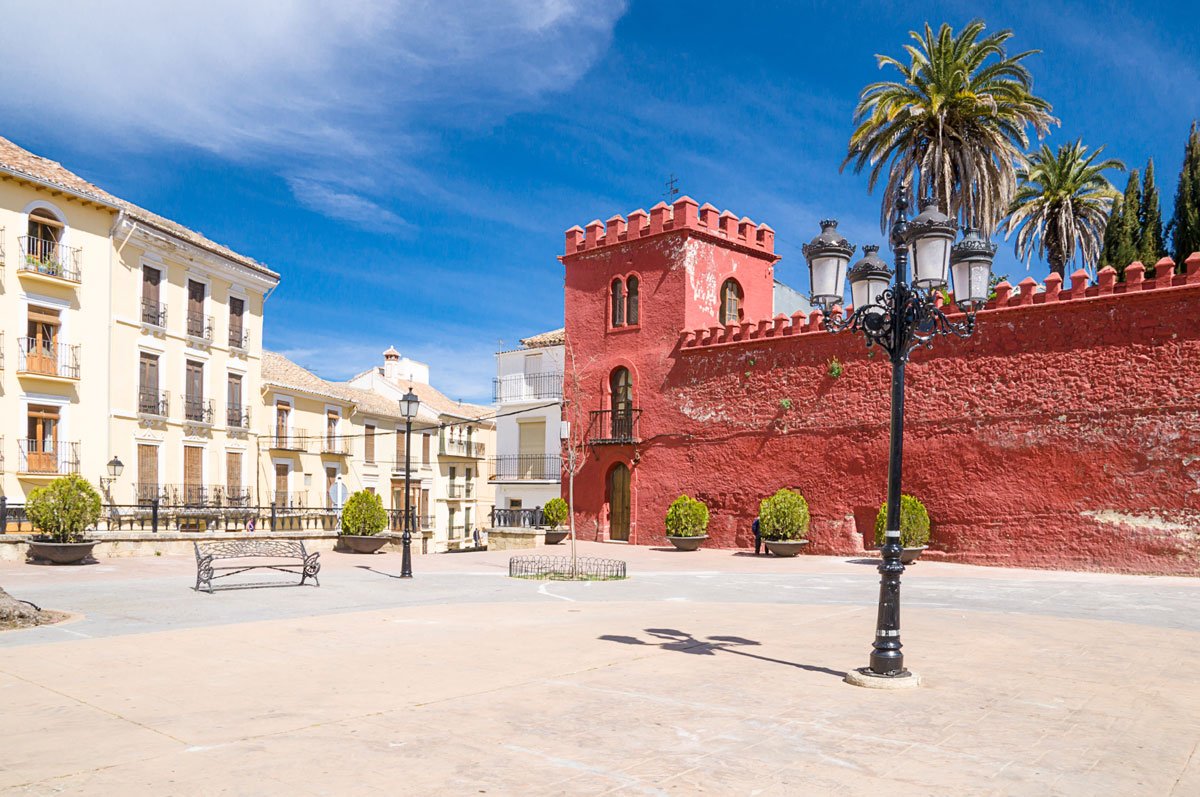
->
[561,197,1200,576]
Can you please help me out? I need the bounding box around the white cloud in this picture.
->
[2,0,627,225]
[286,178,412,233]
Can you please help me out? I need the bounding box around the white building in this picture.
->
[490,328,564,523]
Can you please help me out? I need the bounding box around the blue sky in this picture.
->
[4,1,1198,401]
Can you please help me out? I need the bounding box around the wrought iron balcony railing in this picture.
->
[138,389,169,417]
[227,405,251,429]
[322,435,350,455]
[440,437,486,458]
[493,371,564,403]
[447,483,467,499]
[272,430,309,451]
[587,408,641,444]
[141,298,167,327]
[18,440,80,475]
[17,338,80,379]
[388,509,434,532]
[490,454,561,481]
[18,236,81,282]
[186,311,214,341]
[271,491,307,509]
[229,327,248,350]
[184,397,215,425]
[490,507,546,528]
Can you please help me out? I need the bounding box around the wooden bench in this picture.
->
[193,540,321,593]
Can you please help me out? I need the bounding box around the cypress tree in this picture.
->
[1137,159,1164,271]
[1170,122,1200,265]
[1100,195,1124,273]
[1110,169,1141,277]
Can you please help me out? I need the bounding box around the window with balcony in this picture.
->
[720,278,744,325]
[139,353,167,416]
[227,374,245,428]
[275,402,291,447]
[185,360,211,423]
[137,444,159,504]
[229,296,246,349]
[142,266,165,327]
[20,208,80,282]
[186,280,212,341]
[226,451,245,505]
[25,405,59,473]
[183,445,204,506]
[21,306,77,379]
[588,366,640,445]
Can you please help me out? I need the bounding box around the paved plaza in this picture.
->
[1,543,1198,795]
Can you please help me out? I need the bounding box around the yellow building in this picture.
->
[0,136,278,506]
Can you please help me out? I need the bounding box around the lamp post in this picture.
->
[100,456,124,495]
[398,388,420,579]
[803,197,995,686]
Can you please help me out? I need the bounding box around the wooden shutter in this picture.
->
[229,296,244,337]
[275,463,289,502]
[184,446,203,504]
[186,361,203,403]
[226,452,241,492]
[143,266,160,304]
[326,467,337,509]
[421,433,430,464]
[365,424,376,462]
[139,353,158,396]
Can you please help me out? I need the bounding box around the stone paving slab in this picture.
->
[1,600,1198,795]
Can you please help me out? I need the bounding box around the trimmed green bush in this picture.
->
[341,490,387,536]
[26,474,102,542]
[542,498,569,529]
[758,488,810,541]
[874,495,931,548]
[664,495,709,538]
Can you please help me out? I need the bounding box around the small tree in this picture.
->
[341,490,387,536]
[26,474,102,542]
[542,498,569,529]
[758,489,810,541]
[664,495,710,538]
[874,495,931,549]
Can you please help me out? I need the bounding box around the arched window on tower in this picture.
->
[611,278,625,327]
[25,208,64,272]
[625,275,639,326]
[719,278,744,326]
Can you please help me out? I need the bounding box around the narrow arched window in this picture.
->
[26,208,64,268]
[611,278,625,327]
[609,367,633,439]
[625,276,639,326]
[719,279,744,325]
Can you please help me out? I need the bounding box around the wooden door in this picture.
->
[27,307,60,375]
[229,296,244,344]
[226,452,242,504]
[138,444,158,503]
[610,368,633,438]
[325,467,337,509]
[184,446,203,505]
[275,463,289,506]
[186,361,203,420]
[142,266,161,322]
[139,354,159,412]
[227,376,242,417]
[187,280,205,336]
[27,407,58,473]
[276,403,290,445]
[607,463,630,541]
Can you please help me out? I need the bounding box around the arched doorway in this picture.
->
[606,463,630,542]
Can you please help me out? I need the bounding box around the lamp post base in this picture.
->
[843,667,922,690]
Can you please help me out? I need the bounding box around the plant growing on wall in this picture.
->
[874,494,931,549]
[778,398,793,411]
[341,490,387,536]
[26,475,102,543]
[758,488,810,541]
[664,495,710,538]
[543,498,569,529]
[827,357,845,378]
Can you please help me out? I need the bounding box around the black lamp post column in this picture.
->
[400,416,414,579]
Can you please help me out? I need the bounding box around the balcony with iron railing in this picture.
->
[447,482,467,499]
[186,311,214,343]
[322,435,350,455]
[141,484,250,508]
[271,491,307,509]
[587,408,641,445]
[138,389,170,418]
[18,236,82,283]
[226,404,251,430]
[388,509,435,532]
[17,338,80,380]
[229,326,248,350]
[18,440,80,476]
[440,437,486,458]
[271,430,309,452]
[493,371,564,403]
[141,298,167,328]
[184,397,215,425]
[490,454,561,481]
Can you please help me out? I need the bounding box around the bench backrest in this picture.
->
[194,540,307,560]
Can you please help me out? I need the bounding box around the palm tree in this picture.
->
[843,20,1057,235]
[1005,140,1124,276]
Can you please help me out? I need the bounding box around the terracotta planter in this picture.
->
[901,546,927,564]
[544,530,569,545]
[764,539,809,557]
[27,539,98,565]
[666,535,707,552]
[338,535,389,554]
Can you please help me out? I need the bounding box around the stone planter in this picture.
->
[764,539,809,558]
[338,535,389,554]
[901,546,927,564]
[666,535,707,551]
[544,530,569,545]
[27,539,98,565]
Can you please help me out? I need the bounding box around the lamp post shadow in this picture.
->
[599,628,847,679]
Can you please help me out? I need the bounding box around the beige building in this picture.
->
[0,136,277,507]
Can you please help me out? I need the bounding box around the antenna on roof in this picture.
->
[663,174,679,200]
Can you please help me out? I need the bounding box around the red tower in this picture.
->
[560,196,778,543]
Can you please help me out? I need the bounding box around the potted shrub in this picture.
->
[542,498,569,545]
[26,474,103,564]
[874,495,931,563]
[664,495,709,551]
[338,490,389,553]
[759,488,810,557]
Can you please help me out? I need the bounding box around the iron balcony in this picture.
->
[587,409,641,445]
[493,371,564,403]
[489,454,562,481]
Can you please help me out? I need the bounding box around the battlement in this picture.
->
[562,196,776,257]
[678,255,1200,351]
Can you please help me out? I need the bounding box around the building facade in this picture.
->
[491,329,564,522]
[0,136,277,508]
[561,195,1200,576]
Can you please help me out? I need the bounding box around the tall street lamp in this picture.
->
[803,197,995,687]
[398,388,420,579]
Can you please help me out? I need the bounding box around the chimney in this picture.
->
[383,346,401,379]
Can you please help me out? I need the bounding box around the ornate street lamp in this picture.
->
[398,388,420,579]
[100,456,124,493]
[804,196,996,687]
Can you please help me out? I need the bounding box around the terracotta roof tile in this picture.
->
[519,327,565,348]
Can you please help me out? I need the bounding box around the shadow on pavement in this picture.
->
[599,627,846,678]
[354,565,407,580]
